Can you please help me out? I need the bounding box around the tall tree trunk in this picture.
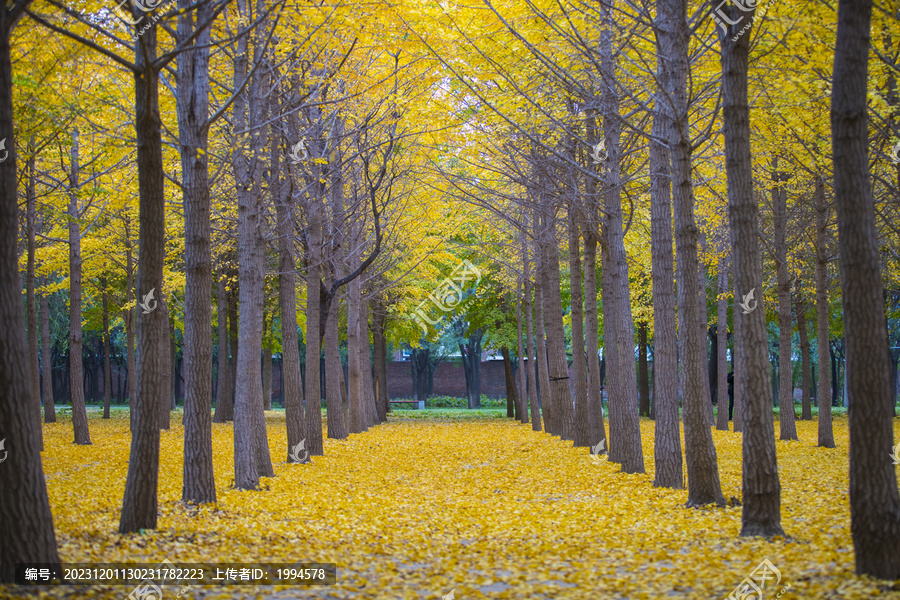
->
[715,0,783,534]
[124,216,135,430]
[570,209,590,446]
[232,3,273,488]
[732,261,744,432]
[501,348,520,420]
[661,0,721,503]
[832,0,900,576]
[815,178,835,447]
[582,217,607,449]
[359,292,377,428]
[372,298,389,424]
[213,273,233,423]
[119,18,167,533]
[102,285,111,419]
[0,12,62,575]
[599,6,642,472]
[40,284,56,423]
[159,295,171,430]
[67,129,91,445]
[533,214,553,433]
[262,315,272,411]
[276,188,306,457]
[638,322,650,418]
[716,259,730,431]
[515,279,528,424]
[773,159,798,440]
[304,199,325,455]
[347,240,366,432]
[524,249,542,432]
[177,0,216,502]
[796,281,813,421]
[540,200,575,439]
[25,148,41,446]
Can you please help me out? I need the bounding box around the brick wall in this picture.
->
[387,360,511,399]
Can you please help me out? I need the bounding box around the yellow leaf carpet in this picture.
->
[2,411,899,599]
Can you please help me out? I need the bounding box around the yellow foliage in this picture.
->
[3,413,898,599]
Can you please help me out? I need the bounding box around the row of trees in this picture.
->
[1,0,899,585]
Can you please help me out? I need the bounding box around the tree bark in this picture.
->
[715,0,783,534]
[533,212,553,432]
[67,129,91,445]
[831,0,900,576]
[177,0,216,502]
[524,249,542,432]
[102,285,111,419]
[119,17,167,533]
[638,322,650,418]
[648,79,680,487]
[372,298,389,424]
[159,295,171,430]
[123,216,135,431]
[582,214,607,450]
[213,272,233,423]
[716,259,730,431]
[515,279,529,424]
[501,347,520,421]
[772,160,798,440]
[0,11,62,575]
[25,148,42,446]
[570,209,590,446]
[815,178,835,447]
[796,281,812,421]
[599,5,642,471]
[661,0,721,503]
[40,284,56,423]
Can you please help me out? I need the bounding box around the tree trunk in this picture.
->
[582,218,606,449]
[177,0,216,502]
[411,347,429,404]
[40,285,56,423]
[67,129,91,445]
[304,199,325,456]
[0,13,61,575]
[524,250,542,432]
[359,292,377,428]
[570,208,590,446]
[533,214,553,432]
[124,216,135,431]
[119,18,167,533]
[795,281,813,421]
[648,78,681,487]
[372,299,389,424]
[25,148,42,446]
[661,0,721,503]
[831,0,900,576]
[638,322,650,418]
[232,8,273,488]
[159,295,171,430]
[213,273,233,423]
[501,348,520,420]
[773,159,798,440]
[103,286,111,419]
[716,260,730,431]
[347,245,366,432]
[815,178,835,447]
[715,1,783,534]
[262,314,272,411]
[599,6,642,471]
[515,282,528,424]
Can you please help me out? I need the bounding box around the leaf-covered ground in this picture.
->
[3,410,900,599]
